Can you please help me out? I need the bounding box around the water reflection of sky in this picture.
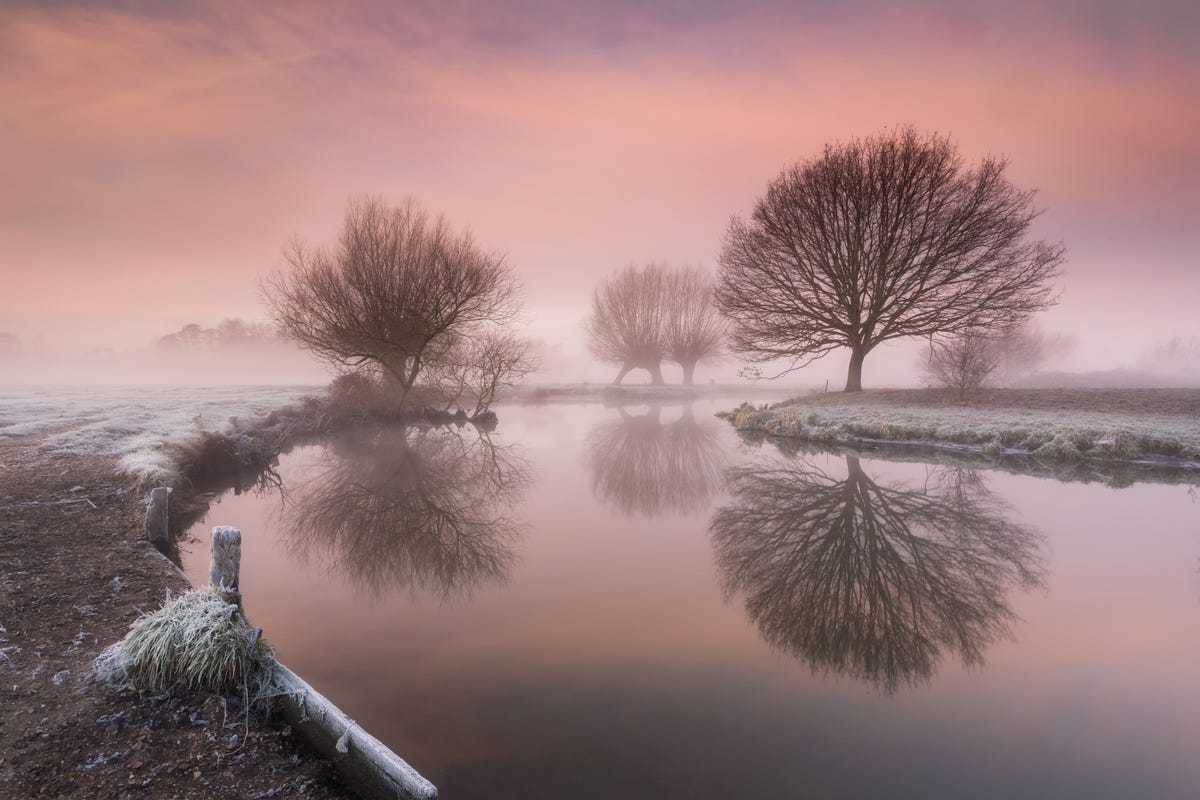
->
[182,398,1200,799]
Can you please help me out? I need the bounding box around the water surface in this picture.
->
[182,399,1200,799]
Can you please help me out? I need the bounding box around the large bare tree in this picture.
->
[664,266,726,385]
[264,196,520,404]
[716,128,1065,391]
[585,263,724,385]
[584,263,669,385]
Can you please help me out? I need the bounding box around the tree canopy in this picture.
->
[264,196,522,405]
[584,263,724,385]
[716,127,1065,391]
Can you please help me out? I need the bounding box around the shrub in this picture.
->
[328,371,391,416]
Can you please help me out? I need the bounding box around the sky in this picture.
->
[1,0,1197,385]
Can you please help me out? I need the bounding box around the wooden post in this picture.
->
[209,526,242,599]
[203,527,438,797]
[143,487,171,545]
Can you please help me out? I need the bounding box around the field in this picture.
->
[0,385,323,487]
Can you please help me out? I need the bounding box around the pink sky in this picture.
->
[2,1,1197,384]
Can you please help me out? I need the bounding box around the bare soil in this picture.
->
[0,431,354,799]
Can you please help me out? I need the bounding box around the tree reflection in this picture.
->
[710,455,1044,693]
[283,425,531,602]
[585,404,727,517]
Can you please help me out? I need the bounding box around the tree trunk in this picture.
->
[404,355,422,396]
[680,360,696,386]
[613,364,631,385]
[648,362,665,386]
[844,346,866,392]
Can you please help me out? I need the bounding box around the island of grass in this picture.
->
[720,388,1200,469]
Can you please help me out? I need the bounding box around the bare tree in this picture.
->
[920,332,1002,400]
[584,263,669,385]
[421,330,539,415]
[664,266,726,385]
[921,320,1073,397]
[263,196,520,404]
[585,263,725,385]
[716,127,1065,391]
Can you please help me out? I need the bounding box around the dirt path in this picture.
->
[0,432,353,799]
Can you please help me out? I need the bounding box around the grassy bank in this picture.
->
[721,388,1200,467]
[0,385,323,487]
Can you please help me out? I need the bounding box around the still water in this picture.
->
[181,399,1200,799]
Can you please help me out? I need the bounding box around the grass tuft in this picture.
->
[94,587,278,710]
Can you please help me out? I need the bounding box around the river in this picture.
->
[180,397,1200,799]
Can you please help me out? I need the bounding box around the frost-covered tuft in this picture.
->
[94,587,276,708]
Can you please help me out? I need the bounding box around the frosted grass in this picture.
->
[724,392,1200,464]
[0,385,322,485]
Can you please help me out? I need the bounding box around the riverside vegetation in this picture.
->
[721,388,1200,468]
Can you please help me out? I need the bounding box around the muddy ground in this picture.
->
[0,431,354,799]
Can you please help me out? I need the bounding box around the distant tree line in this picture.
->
[156,318,279,350]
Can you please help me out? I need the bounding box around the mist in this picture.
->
[5,323,1198,391]
[0,327,329,387]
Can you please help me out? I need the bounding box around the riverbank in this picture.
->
[0,430,353,798]
[721,388,1200,471]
